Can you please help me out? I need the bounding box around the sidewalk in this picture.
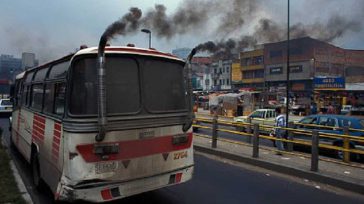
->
[193,134,364,194]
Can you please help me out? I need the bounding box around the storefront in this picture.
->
[313,77,345,113]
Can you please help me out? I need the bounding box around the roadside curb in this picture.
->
[1,136,33,204]
[194,145,364,195]
[9,161,33,204]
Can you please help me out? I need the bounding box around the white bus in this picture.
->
[10,44,195,202]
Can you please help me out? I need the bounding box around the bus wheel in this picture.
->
[31,151,42,189]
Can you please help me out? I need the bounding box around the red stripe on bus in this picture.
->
[32,129,44,138]
[53,136,60,145]
[32,130,43,139]
[33,125,44,134]
[76,133,193,163]
[52,141,60,148]
[53,130,61,138]
[33,133,43,141]
[33,120,46,130]
[34,115,46,123]
[54,123,61,131]
[52,148,59,155]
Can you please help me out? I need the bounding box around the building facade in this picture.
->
[21,52,36,70]
[240,49,265,91]
[211,60,232,91]
[0,54,22,81]
[191,57,212,91]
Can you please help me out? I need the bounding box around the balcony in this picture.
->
[241,78,264,84]
[241,64,264,71]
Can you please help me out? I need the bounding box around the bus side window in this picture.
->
[44,83,55,114]
[31,84,44,111]
[22,85,29,107]
[54,83,66,116]
[15,81,22,107]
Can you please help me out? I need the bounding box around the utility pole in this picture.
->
[285,0,290,127]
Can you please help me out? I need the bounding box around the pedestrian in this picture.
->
[274,107,286,155]
[327,103,335,114]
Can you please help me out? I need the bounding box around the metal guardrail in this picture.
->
[193,114,364,171]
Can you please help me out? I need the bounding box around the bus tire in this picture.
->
[31,151,42,189]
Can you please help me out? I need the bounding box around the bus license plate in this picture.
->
[95,161,118,174]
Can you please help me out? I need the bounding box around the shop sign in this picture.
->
[289,65,303,73]
[314,77,345,90]
[270,67,283,74]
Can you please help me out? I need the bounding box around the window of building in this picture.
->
[31,84,44,111]
[270,67,283,74]
[270,50,283,58]
[214,68,217,74]
[227,79,230,85]
[243,70,255,79]
[290,48,303,55]
[244,58,252,66]
[253,56,263,65]
[255,70,264,78]
[219,79,222,85]
[223,67,225,73]
[226,67,230,73]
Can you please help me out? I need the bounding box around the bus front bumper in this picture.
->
[56,165,194,203]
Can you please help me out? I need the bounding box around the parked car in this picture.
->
[341,105,352,115]
[234,109,303,134]
[0,98,13,114]
[294,114,364,160]
[234,109,277,134]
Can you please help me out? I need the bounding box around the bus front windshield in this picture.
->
[70,56,187,116]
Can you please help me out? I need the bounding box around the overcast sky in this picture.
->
[0,0,363,62]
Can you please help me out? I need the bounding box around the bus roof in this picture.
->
[15,71,25,80]
[75,46,184,62]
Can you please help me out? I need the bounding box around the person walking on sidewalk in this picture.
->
[275,107,286,155]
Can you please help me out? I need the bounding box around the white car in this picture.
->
[0,99,13,113]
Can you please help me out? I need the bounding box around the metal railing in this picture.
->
[193,114,364,171]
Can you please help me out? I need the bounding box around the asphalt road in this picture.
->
[1,117,363,204]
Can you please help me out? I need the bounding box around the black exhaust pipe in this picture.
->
[182,48,197,132]
[95,34,108,142]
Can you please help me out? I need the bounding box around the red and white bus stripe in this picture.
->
[16,110,21,145]
[52,123,62,162]
[76,133,193,163]
[32,114,45,144]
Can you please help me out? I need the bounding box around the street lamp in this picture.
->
[141,29,152,49]
[285,0,290,127]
